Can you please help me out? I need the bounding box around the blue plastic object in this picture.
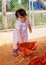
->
[30,2,42,10]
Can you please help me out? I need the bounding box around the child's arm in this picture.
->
[28,22,32,33]
[16,29,24,43]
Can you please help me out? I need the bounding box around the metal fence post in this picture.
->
[32,0,34,27]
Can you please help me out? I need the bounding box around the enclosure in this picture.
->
[0,0,46,65]
[0,0,46,29]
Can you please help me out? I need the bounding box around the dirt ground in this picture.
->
[0,29,46,65]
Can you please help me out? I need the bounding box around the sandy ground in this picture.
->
[0,27,46,65]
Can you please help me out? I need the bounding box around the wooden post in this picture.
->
[2,0,8,29]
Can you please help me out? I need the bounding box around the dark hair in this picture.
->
[15,8,27,18]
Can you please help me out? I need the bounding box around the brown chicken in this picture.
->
[17,41,37,58]
[27,54,46,65]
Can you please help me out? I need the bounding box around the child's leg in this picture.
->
[13,42,18,49]
[13,42,18,55]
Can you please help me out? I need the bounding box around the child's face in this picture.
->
[18,16,26,23]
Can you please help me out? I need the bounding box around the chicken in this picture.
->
[27,54,46,65]
[17,41,37,58]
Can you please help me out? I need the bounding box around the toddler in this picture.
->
[13,8,32,56]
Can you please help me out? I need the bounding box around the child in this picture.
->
[13,8,32,56]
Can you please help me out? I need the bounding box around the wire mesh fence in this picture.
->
[6,0,29,12]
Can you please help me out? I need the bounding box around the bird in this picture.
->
[17,41,37,58]
[27,54,46,65]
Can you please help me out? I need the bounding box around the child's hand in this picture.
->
[19,38,24,43]
[28,23,32,33]
[29,26,32,33]
[29,28,32,33]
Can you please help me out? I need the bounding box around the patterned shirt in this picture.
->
[13,17,29,43]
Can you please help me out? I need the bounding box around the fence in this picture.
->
[0,0,46,30]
